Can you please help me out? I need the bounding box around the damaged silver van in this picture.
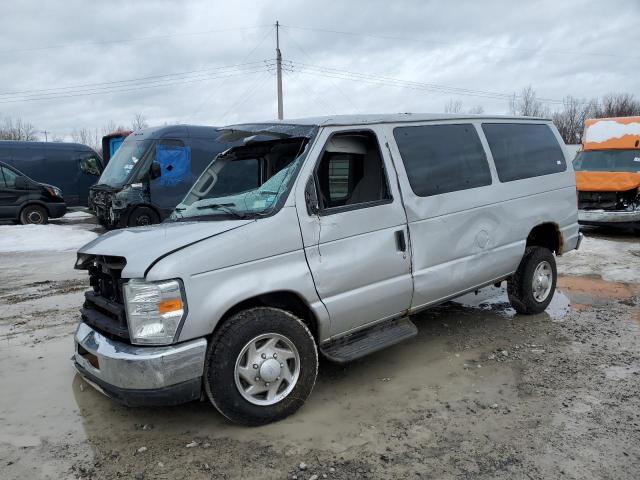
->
[73,114,581,425]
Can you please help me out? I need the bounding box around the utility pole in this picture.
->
[41,130,49,142]
[275,20,283,120]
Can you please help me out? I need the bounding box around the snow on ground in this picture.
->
[63,210,93,219]
[558,234,640,283]
[0,224,98,253]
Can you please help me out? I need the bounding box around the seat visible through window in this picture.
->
[316,132,389,210]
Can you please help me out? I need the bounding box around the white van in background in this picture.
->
[73,114,581,425]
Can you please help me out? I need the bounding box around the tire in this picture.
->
[204,307,318,426]
[126,206,159,227]
[20,205,48,225]
[508,246,557,315]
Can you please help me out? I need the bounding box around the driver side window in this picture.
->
[315,131,390,212]
[79,155,101,176]
[1,166,17,188]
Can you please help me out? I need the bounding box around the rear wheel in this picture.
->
[126,206,159,227]
[20,205,48,225]
[508,246,557,314]
[204,307,318,426]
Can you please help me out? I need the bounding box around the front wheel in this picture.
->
[20,205,48,225]
[508,246,557,314]
[204,307,318,426]
[126,206,159,227]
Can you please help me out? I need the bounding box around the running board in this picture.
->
[320,317,418,364]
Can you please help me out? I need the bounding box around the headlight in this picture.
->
[46,186,63,198]
[123,279,186,345]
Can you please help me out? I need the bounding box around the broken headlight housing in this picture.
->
[123,278,186,345]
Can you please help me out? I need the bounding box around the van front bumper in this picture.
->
[48,202,67,219]
[73,322,207,406]
[578,209,640,225]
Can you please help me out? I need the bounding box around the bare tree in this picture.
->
[509,86,550,117]
[131,112,149,131]
[551,93,640,144]
[594,93,640,118]
[444,99,463,113]
[0,117,39,141]
[101,120,128,136]
[71,127,101,151]
[551,96,592,144]
[468,105,484,114]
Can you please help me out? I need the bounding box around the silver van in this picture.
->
[73,114,581,425]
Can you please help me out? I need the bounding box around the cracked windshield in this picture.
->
[97,139,153,187]
[172,132,311,220]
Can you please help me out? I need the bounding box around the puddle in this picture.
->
[454,284,571,321]
[0,336,85,448]
[0,300,525,459]
[557,276,640,324]
[603,365,639,380]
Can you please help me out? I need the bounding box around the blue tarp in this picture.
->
[155,145,191,187]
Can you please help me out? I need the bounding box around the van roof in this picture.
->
[132,124,220,139]
[0,140,97,152]
[243,113,549,127]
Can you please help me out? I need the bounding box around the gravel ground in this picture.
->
[0,217,638,479]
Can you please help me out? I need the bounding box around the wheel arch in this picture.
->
[212,290,320,343]
[123,203,162,225]
[526,222,564,255]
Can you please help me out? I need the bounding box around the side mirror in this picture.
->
[14,176,29,189]
[304,176,319,215]
[149,162,161,179]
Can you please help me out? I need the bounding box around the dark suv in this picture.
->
[0,161,66,224]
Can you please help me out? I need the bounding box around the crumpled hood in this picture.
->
[576,171,640,192]
[77,220,253,278]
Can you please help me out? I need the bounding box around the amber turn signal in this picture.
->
[158,298,183,315]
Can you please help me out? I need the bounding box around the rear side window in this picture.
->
[393,124,492,197]
[482,123,566,182]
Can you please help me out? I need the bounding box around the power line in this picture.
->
[0,65,272,104]
[188,25,276,122]
[282,24,640,62]
[279,26,359,114]
[0,61,271,97]
[284,60,569,106]
[283,69,334,115]
[218,70,272,125]
[0,25,272,55]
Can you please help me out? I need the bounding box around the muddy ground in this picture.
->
[0,218,638,480]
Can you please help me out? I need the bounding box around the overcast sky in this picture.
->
[0,0,638,140]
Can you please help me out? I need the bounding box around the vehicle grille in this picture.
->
[89,188,111,207]
[81,256,129,341]
[578,189,638,211]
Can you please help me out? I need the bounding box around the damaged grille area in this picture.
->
[81,256,129,341]
[578,189,639,211]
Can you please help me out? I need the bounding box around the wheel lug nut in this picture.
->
[273,353,277,358]
[261,353,266,359]
[255,377,260,381]
[280,363,283,367]
[253,364,258,369]
[265,382,270,386]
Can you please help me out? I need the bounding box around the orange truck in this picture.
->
[573,116,640,228]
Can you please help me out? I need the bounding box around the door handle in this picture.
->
[395,229,407,252]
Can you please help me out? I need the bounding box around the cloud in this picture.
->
[0,0,638,140]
